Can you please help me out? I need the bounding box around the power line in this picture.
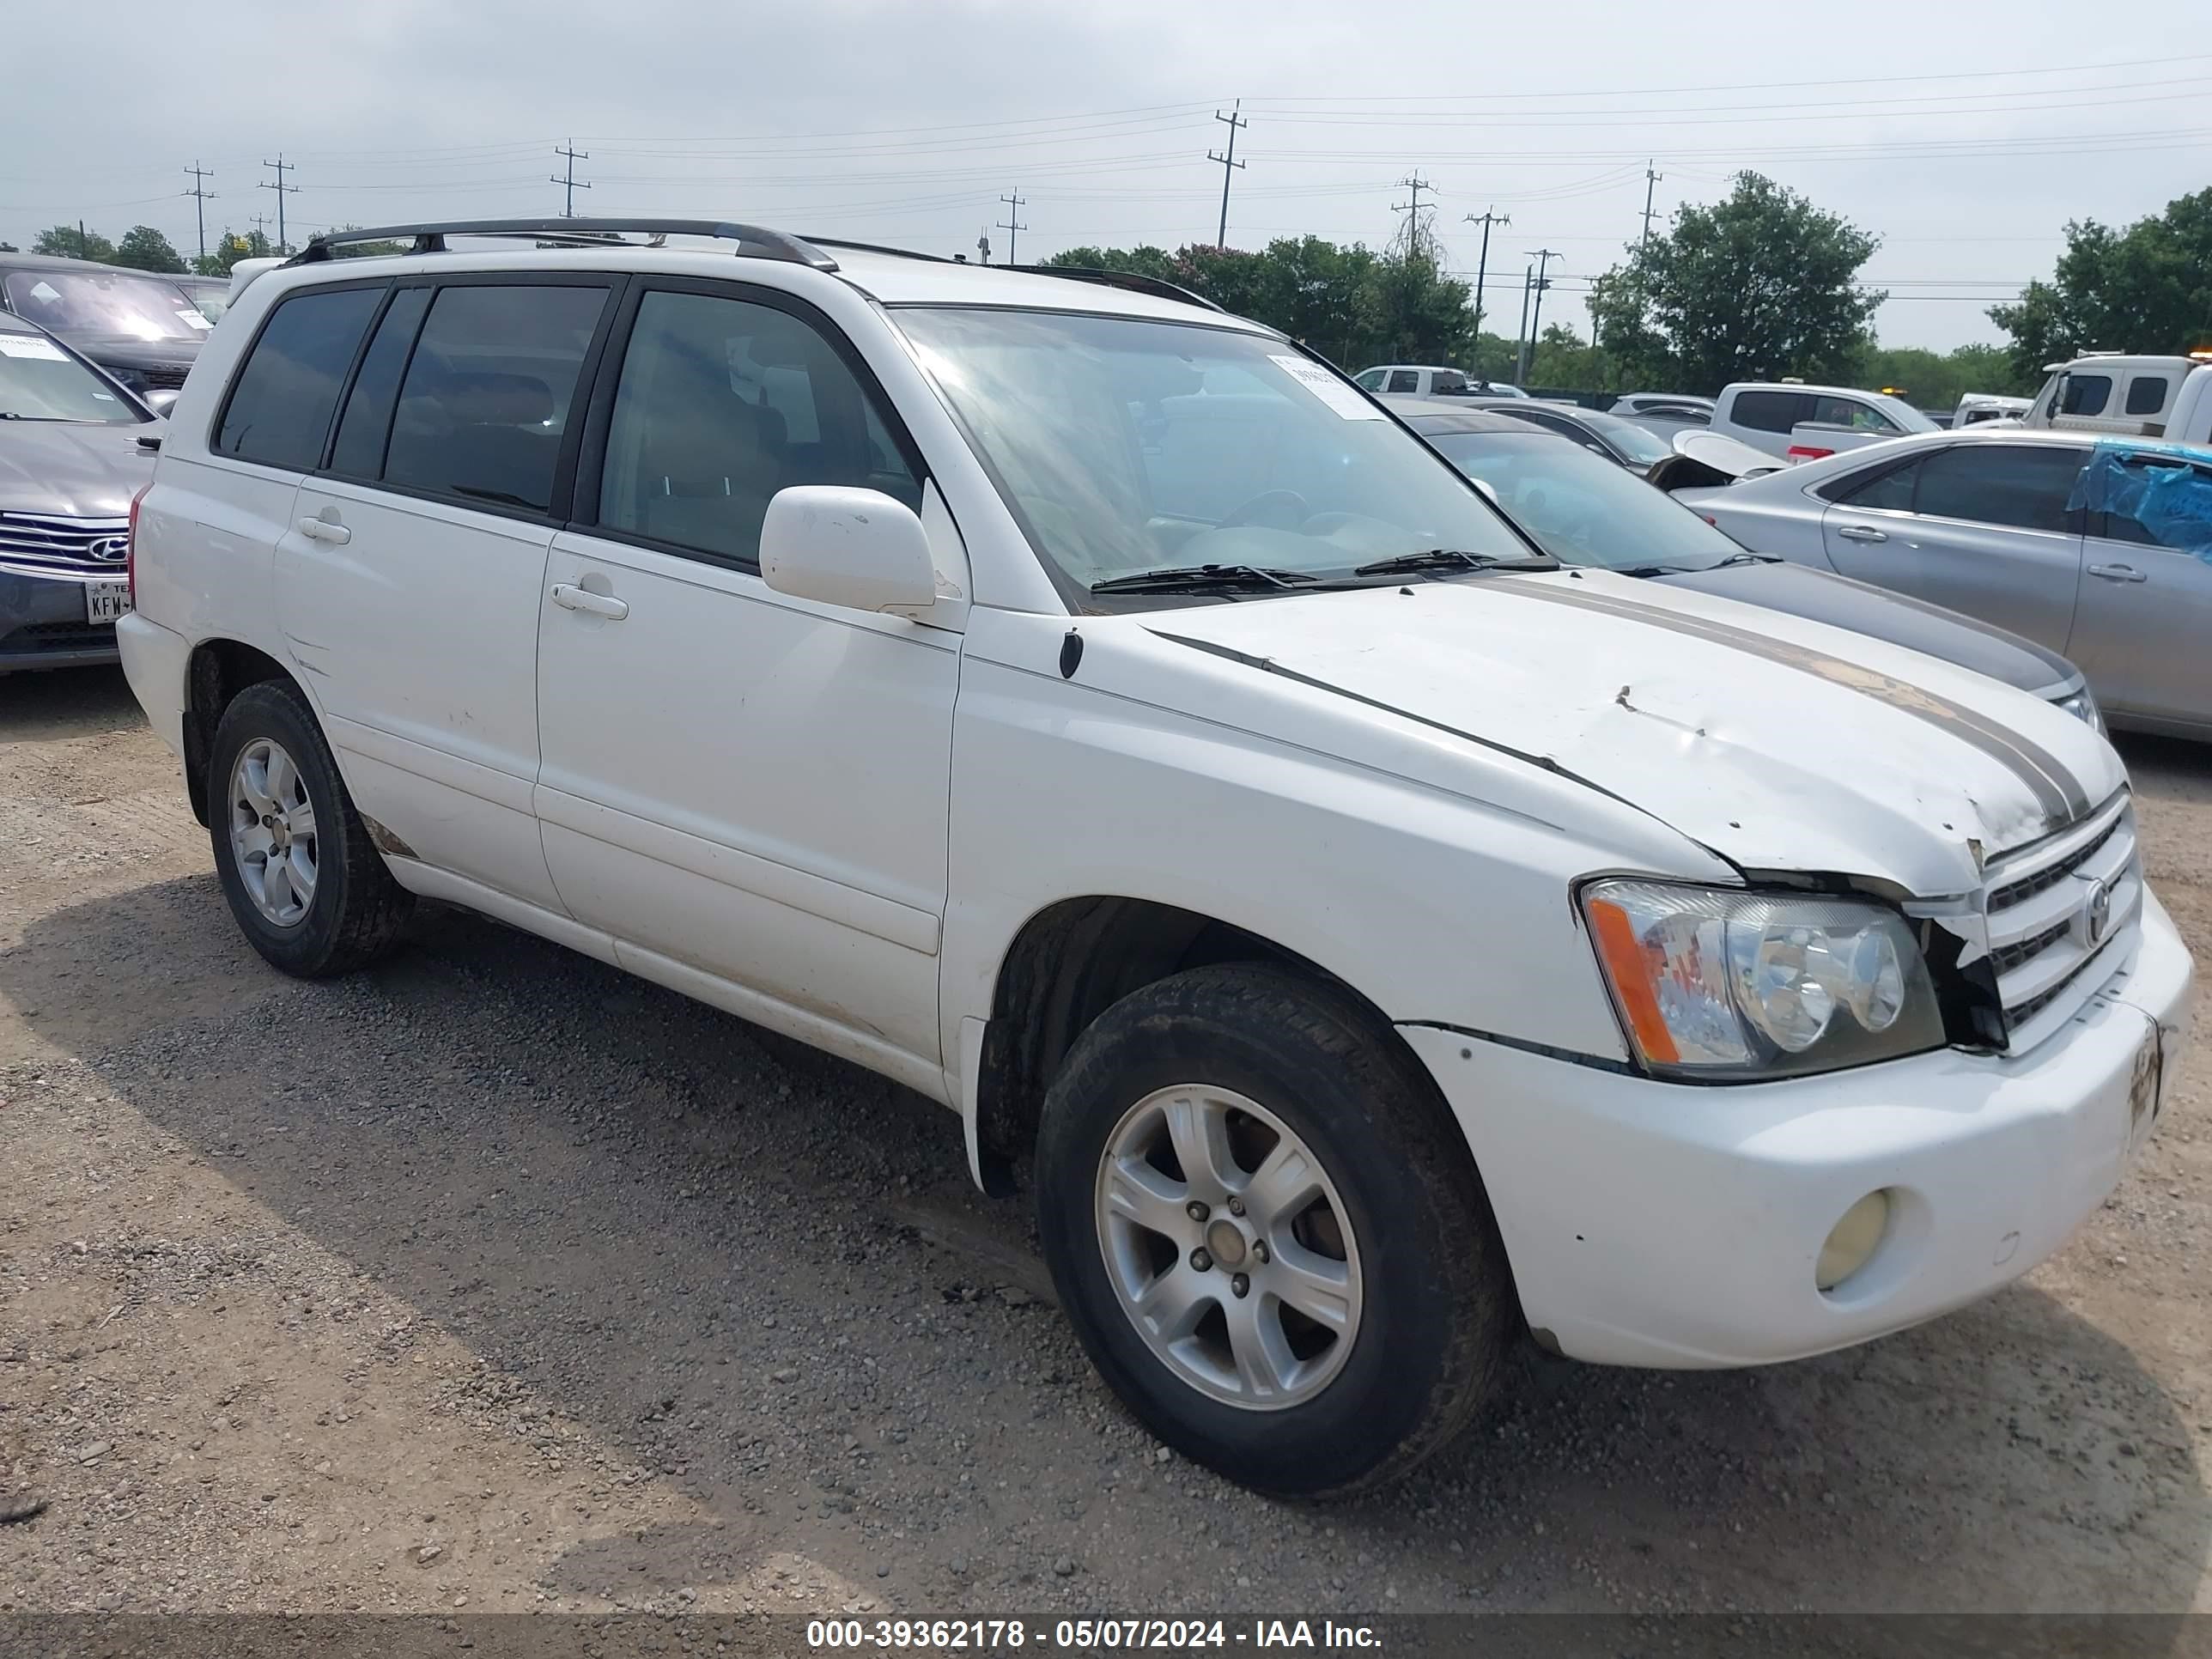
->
[1462,208,1510,336]
[258,154,297,254]
[996,191,1027,264]
[552,140,591,217]
[183,162,216,264]
[1208,99,1249,249]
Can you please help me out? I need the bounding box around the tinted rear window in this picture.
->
[1730,390,1809,434]
[2124,375,2169,416]
[329,286,431,478]
[380,283,609,515]
[214,286,383,471]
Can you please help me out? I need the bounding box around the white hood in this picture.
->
[1125,570,2122,897]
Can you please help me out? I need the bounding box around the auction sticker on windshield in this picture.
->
[84,580,132,624]
[0,337,67,360]
[1269,354,1384,419]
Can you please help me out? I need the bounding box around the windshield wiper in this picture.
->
[1352,548,1556,578]
[1614,551,1785,578]
[1090,563,1322,594]
[1712,551,1782,567]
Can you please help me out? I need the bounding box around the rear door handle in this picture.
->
[1836,524,1888,543]
[295,516,350,545]
[2087,562,2148,583]
[550,582,629,620]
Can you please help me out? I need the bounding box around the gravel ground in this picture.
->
[1,665,2208,1619]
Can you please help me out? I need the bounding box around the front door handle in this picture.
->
[550,582,629,620]
[1836,524,1888,543]
[2087,562,2148,583]
[295,516,350,545]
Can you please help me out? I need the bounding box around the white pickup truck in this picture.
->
[2027,353,2212,444]
[1709,381,1939,462]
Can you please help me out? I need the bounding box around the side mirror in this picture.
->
[760,485,937,613]
[144,387,180,416]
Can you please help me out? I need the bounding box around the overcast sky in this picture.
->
[5,0,2205,352]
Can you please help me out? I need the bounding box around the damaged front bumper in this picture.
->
[1401,888,2193,1369]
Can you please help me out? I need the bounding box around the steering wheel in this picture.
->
[1218,489,1311,532]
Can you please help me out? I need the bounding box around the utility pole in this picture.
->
[975,230,991,266]
[184,163,216,265]
[1513,264,1534,385]
[1640,161,1664,245]
[1462,207,1510,337]
[552,141,591,217]
[251,212,270,252]
[259,154,297,254]
[1522,248,1561,383]
[996,192,1027,265]
[78,220,90,260]
[1390,173,1436,258]
[1208,100,1249,249]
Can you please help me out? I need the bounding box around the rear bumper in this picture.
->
[116,611,189,760]
[1401,890,2194,1369]
[0,568,118,672]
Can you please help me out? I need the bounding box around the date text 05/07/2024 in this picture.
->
[805,1617,1382,1650]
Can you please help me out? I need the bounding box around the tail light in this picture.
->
[127,482,151,605]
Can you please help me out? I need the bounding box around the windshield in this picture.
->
[1565,409,1674,466]
[1419,428,1741,571]
[894,307,1528,599]
[4,269,210,344]
[0,330,144,423]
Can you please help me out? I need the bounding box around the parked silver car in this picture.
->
[1680,428,2212,738]
[1395,404,2100,725]
[0,311,157,672]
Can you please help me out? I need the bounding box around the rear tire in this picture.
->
[1034,963,1516,1497]
[207,680,413,977]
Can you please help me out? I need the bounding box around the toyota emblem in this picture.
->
[2083,877,2113,946]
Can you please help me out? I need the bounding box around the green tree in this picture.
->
[32,225,117,262]
[1850,342,2036,410]
[1528,323,1609,391]
[112,225,188,274]
[195,229,273,276]
[1589,172,1885,394]
[1990,187,2212,376]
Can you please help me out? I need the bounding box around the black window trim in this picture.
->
[321,280,435,483]
[209,275,392,476]
[566,272,933,577]
[306,270,628,531]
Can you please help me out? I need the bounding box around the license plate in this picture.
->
[84,580,132,623]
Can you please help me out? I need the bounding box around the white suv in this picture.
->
[119,218,2191,1497]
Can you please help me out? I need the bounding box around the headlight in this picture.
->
[1581,880,1945,1078]
[2056,688,2104,734]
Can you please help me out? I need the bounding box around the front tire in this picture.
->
[207,680,414,977]
[1035,963,1516,1496]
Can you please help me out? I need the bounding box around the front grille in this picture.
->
[0,514,131,574]
[138,363,191,390]
[1981,793,2141,1048]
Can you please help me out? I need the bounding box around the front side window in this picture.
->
[596,289,919,565]
[1811,394,1897,434]
[1910,445,2082,533]
[0,329,145,423]
[894,307,1527,599]
[2059,374,2112,416]
[2124,375,2169,416]
[1352,368,1386,391]
[3,269,210,344]
[214,285,383,471]
[381,283,609,514]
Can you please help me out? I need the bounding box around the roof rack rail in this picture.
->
[799,236,951,264]
[1004,264,1225,313]
[287,219,838,271]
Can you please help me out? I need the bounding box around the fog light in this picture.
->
[1816,1190,1892,1291]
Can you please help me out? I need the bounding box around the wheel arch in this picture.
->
[182,638,300,826]
[969,894,1415,1189]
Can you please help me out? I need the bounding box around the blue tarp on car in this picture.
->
[2066,440,2212,562]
